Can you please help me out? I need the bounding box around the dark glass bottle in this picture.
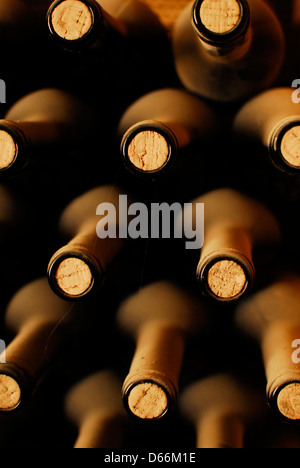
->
[172,0,285,103]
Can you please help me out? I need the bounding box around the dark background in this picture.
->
[0,0,300,449]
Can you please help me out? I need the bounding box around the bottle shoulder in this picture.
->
[172,0,285,102]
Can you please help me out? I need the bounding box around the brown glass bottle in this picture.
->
[233,87,300,176]
[235,273,300,424]
[0,88,100,177]
[116,281,207,421]
[118,88,219,178]
[186,188,281,302]
[0,278,86,413]
[47,185,127,301]
[172,0,285,103]
[46,0,175,111]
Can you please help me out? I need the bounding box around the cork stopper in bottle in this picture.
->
[280,126,300,168]
[199,0,242,34]
[55,257,93,297]
[127,130,170,172]
[277,383,300,421]
[50,0,93,41]
[0,130,17,170]
[0,375,21,412]
[127,382,169,420]
[207,260,247,299]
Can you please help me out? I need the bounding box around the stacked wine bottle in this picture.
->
[0,0,300,449]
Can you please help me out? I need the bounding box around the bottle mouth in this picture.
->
[270,381,300,424]
[47,0,103,49]
[0,374,21,412]
[0,363,31,414]
[0,123,27,176]
[123,380,173,421]
[47,250,101,301]
[269,119,300,175]
[120,122,178,178]
[197,254,254,302]
[192,0,250,47]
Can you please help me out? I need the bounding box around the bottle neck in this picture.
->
[269,118,300,175]
[121,121,181,178]
[197,225,255,302]
[122,321,184,420]
[47,0,127,53]
[192,0,252,61]
[0,120,62,175]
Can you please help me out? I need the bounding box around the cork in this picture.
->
[0,130,17,170]
[55,257,93,297]
[280,126,300,168]
[127,382,169,420]
[277,384,300,421]
[127,130,170,172]
[199,0,242,34]
[0,375,21,411]
[50,0,93,40]
[207,260,247,299]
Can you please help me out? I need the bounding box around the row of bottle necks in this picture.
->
[1,0,300,105]
[0,181,300,447]
[1,265,300,448]
[1,0,300,449]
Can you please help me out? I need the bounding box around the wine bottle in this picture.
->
[65,370,126,448]
[233,87,300,176]
[47,0,166,50]
[172,0,285,103]
[235,273,300,424]
[118,88,219,178]
[0,88,101,177]
[0,278,87,413]
[185,188,281,302]
[180,373,264,448]
[46,0,175,101]
[116,281,207,421]
[47,185,128,301]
